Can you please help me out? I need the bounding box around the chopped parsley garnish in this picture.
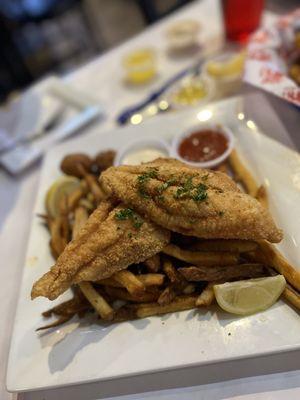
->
[174,187,185,199]
[174,176,193,199]
[202,173,209,181]
[115,208,143,230]
[133,219,143,229]
[184,176,194,191]
[115,208,134,220]
[157,178,176,194]
[137,169,158,199]
[174,176,208,202]
[193,183,208,201]
[157,182,169,193]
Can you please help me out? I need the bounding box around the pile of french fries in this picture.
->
[37,149,300,330]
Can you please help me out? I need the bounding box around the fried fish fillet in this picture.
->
[100,158,282,243]
[31,200,170,300]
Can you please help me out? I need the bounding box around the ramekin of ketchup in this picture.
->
[171,124,234,168]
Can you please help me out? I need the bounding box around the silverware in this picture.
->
[22,106,65,144]
[0,106,65,154]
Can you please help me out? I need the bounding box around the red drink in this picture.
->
[222,0,264,43]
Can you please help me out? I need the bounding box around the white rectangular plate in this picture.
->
[7,96,300,392]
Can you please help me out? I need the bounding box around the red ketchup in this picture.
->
[179,130,228,163]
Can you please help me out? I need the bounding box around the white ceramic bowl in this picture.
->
[114,137,170,166]
[171,123,234,169]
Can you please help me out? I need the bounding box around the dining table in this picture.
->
[1,0,300,399]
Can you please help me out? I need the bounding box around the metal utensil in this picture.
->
[0,106,65,154]
[116,61,202,125]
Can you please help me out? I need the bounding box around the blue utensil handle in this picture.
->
[116,63,200,125]
[117,92,161,125]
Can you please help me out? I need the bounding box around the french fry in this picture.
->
[255,185,268,208]
[158,286,176,305]
[178,263,266,282]
[77,163,106,204]
[113,270,145,295]
[67,182,88,211]
[196,284,215,307]
[42,295,90,318]
[60,215,70,245]
[98,273,165,288]
[163,258,183,284]
[87,192,95,204]
[135,294,197,318]
[215,162,230,175]
[79,198,95,211]
[189,240,257,253]
[182,283,196,295]
[72,207,89,239]
[144,254,161,272]
[38,283,91,331]
[139,286,161,300]
[58,194,70,246]
[37,213,51,226]
[36,315,73,331]
[79,282,114,320]
[49,241,59,260]
[85,174,106,203]
[163,244,239,266]
[113,305,138,322]
[138,274,165,286]
[96,277,121,287]
[283,284,300,311]
[229,149,258,197]
[113,295,198,321]
[49,217,67,258]
[105,286,159,303]
[258,241,300,292]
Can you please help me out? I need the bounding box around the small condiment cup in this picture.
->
[166,20,201,51]
[122,48,157,85]
[202,51,245,97]
[114,138,170,166]
[165,74,216,111]
[170,123,234,169]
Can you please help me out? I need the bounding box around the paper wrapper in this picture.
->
[244,8,300,107]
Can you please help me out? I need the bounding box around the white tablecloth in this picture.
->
[1,1,299,399]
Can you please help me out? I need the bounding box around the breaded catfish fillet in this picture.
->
[31,200,170,300]
[100,158,282,243]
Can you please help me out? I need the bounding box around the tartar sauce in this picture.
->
[122,148,167,165]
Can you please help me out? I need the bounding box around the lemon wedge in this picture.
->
[214,275,286,315]
[45,176,81,218]
[206,51,245,78]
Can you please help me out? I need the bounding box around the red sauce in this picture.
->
[179,130,228,162]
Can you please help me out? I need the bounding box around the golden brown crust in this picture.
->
[100,158,283,243]
[31,200,170,300]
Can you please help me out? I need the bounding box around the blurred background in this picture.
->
[0,0,298,103]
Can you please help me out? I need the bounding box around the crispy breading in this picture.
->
[100,158,282,243]
[31,200,170,300]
